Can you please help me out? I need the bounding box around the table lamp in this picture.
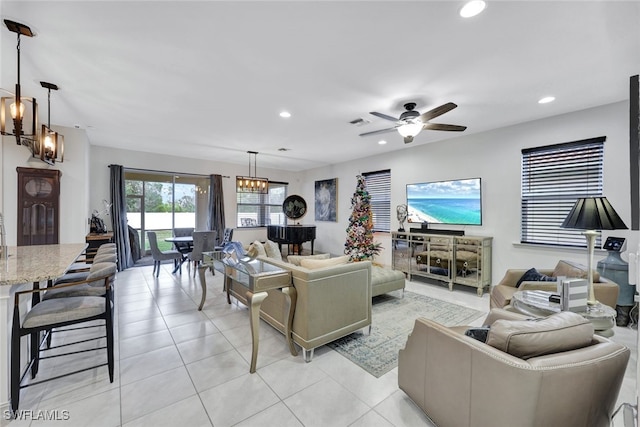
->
[560,197,628,305]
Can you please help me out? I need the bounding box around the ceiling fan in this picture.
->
[360,102,467,144]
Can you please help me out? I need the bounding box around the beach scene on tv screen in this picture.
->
[407,178,481,225]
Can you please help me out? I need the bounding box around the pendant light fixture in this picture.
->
[236,151,268,194]
[0,20,38,147]
[36,81,64,165]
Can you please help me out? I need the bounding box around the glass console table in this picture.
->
[208,256,298,373]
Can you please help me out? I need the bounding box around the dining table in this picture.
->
[0,243,88,412]
[164,236,193,273]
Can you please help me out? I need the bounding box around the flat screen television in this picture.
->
[406,178,482,226]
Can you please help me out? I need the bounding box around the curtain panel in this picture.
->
[109,164,133,270]
[207,174,225,241]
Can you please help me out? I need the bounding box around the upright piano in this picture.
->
[267,225,316,255]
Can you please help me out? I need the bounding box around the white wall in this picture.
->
[3,100,632,287]
[298,101,634,281]
[88,146,302,246]
[1,125,90,246]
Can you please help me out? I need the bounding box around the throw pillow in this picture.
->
[287,253,330,266]
[300,255,350,270]
[263,240,283,261]
[247,240,267,258]
[486,311,594,360]
[516,267,556,288]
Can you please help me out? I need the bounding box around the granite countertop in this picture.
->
[0,243,88,286]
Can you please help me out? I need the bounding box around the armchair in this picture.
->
[398,308,629,427]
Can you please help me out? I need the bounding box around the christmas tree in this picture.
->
[344,175,382,261]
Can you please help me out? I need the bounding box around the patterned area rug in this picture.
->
[327,291,484,377]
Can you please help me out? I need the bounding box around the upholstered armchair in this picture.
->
[398,308,629,427]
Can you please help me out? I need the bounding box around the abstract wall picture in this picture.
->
[315,178,337,221]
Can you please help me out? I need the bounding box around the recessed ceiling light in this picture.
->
[460,1,486,18]
[538,96,556,104]
[378,140,387,145]
[279,111,291,118]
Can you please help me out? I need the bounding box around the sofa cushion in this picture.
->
[247,240,267,258]
[371,265,405,286]
[300,255,350,270]
[263,240,283,261]
[552,260,600,282]
[287,253,330,266]
[516,268,556,288]
[486,311,594,360]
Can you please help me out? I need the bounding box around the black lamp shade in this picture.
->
[561,197,628,230]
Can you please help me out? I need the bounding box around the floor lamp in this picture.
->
[560,197,628,305]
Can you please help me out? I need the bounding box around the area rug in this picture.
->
[327,291,484,377]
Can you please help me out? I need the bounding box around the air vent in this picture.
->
[349,118,371,127]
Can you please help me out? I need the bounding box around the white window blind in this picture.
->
[363,169,391,232]
[521,137,605,247]
[237,181,287,227]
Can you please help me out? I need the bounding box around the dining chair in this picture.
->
[188,230,217,277]
[172,227,194,254]
[10,266,116,413]
[147,231,183,277]
[214,228,234,251]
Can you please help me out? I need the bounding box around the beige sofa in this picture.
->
[398,308,630,427]
[490,260,619,310]
[255,256,372,361]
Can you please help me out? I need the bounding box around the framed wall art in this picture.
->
[315,178,337,221]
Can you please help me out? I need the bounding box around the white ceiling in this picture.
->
[1,1,639,172]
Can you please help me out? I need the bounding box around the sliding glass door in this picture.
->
[125,171,209,255]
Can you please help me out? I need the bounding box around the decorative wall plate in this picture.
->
[283,195,307,220]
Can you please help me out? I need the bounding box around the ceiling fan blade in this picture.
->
[359,127,398,137]
[370,112,399,122]
[419,102,458,122]
[423,123,467,132]
[404,135,414,144]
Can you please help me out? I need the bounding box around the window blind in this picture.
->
[521,137,605,247]
[363,169,391,232]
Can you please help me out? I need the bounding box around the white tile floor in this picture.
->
[3,262,637,427]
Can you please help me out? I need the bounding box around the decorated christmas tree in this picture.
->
[344,175,382,261]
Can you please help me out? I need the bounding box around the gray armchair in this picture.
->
[398,308,629,427]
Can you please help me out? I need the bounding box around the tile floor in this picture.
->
[3,262,637,427]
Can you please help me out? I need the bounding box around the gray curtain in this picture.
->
[109,164,133,270]
[207,174,225,242]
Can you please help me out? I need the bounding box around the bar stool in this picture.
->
[10,269,116,413]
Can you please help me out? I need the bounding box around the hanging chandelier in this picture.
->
[236,151,268,194]
[36,81,64,165]
[0,20,38,148]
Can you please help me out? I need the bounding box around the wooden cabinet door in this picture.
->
[17,167,61,246]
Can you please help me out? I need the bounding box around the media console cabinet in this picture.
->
[391,231,492,296]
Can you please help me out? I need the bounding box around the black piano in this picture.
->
[267,225,316,255]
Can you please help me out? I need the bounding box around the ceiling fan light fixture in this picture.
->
[460,1,487,18]
[397,122,423,138]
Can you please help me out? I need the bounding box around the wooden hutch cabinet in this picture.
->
[17,167,61,246]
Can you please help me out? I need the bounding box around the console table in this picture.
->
[221,258,298,372]
[391,231,492,296]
